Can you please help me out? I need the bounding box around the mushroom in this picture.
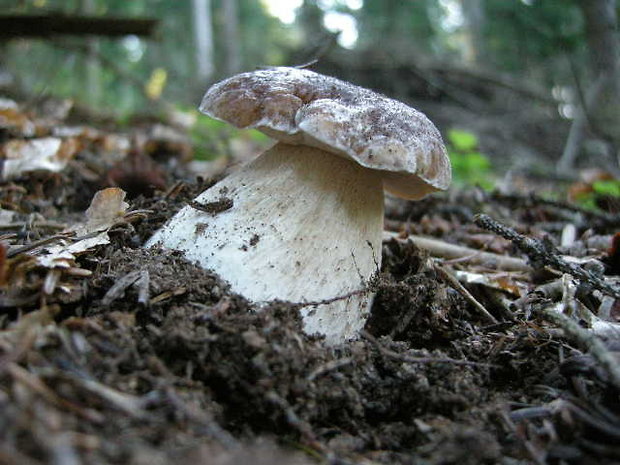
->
[146,67,451,343]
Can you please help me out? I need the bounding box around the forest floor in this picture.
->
[1,96,620,465]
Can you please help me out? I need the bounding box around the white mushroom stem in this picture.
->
[146,142,384,343]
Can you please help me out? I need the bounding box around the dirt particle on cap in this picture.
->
[249,234,260,247]
[194,222,209,235]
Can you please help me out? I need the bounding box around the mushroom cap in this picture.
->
[199,67,451,199]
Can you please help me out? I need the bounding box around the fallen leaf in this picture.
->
[1,137,78,180]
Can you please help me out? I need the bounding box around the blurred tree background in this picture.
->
[1,0,619,178]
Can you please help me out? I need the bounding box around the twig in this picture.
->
[292,274,376,308]
[433,263,498,324]
[0,221,67,231]
[0,322,39,373]
[536,306,620,391]
[7,234,73,258]
[265,391,317,443]
[306,357,353,382]
[160,387,239,449]
[101,270,142,306]
[498,409,547,465]
[508,406,553,422]
[6,363,104,423]
[383,231,532,272]
[474,214,620,300]
[362,331,495,368]
[562,398,620,439]
[70,377,146,419]
[136,270,150,306]
[149,287,186,305]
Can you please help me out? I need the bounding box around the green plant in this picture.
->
[592,179,620,198]
[573,178,620,212]
[446,129,494,190]
[189,108,271,161]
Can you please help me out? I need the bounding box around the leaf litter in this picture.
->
[1,95,620,464]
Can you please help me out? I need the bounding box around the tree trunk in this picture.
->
[222,0,242,75]
[581,0,619,74]
[192,0,214,82]
[559,0,620,172]
[82,0,100,107]
[460,0,486,65]
[581,0,620,145]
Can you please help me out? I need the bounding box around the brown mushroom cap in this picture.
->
[199,67,451,199]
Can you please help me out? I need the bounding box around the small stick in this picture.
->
[294,286,371,308]
[362,331,495,368]
[537,306,620,391]
[498,409,547,465]
[7,234,72,258]
[6,363,104,423]
[136,270,150,307]
[383,231,531,272]
[474,214,620,300]
[149,287,186,305]
[434,263,498,324]
[306,357,353,382]
[265,390,318,443]
[0,221,67,231]
[162,387,239,448]
[101,270,142,306]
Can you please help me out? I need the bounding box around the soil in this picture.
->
[1,103,620,465]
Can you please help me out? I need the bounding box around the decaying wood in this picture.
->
[0,14,158,38]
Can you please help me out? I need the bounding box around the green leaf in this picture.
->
[592,180,620,197]
[247,129,270,143]
[447,129,478,152]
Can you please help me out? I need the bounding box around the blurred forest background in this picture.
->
[1,0,619,191]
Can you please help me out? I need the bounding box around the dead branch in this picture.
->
[0,14,157,38]
[474,214,620,299]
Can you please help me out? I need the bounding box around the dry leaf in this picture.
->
[36,188,129,270]
[80,187,129,234]
[1,137,78,180]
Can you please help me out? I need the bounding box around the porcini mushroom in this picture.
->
[146,67,451,343]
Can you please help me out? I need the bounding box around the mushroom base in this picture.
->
[146,142,384,343]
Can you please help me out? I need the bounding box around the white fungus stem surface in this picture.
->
[147,142,384,342]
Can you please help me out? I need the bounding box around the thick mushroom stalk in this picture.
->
[147,142,384,342]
